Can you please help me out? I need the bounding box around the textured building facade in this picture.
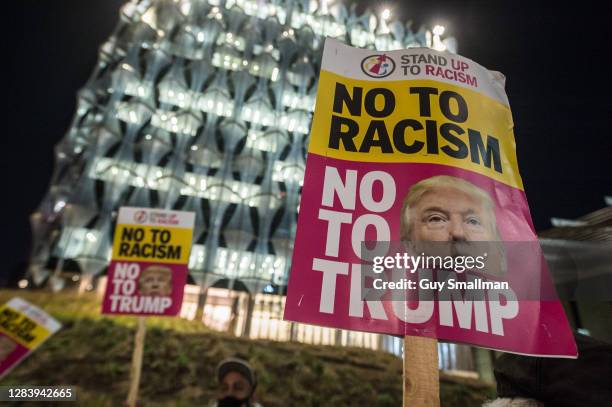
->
[27,0,468,367]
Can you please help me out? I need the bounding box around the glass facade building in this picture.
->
[27,0,470,368]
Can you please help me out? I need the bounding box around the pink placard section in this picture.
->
[0,333,30,378]
[102,261,187,316]
[284,153,578,357]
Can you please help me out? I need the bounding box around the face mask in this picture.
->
[217,396,250,407]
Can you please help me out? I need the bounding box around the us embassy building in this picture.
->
[27,0,476,372]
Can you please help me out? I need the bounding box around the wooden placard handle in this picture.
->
[126,317,147,407]
[403,336,440,407]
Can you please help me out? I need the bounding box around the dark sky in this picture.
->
[2,1,610,285]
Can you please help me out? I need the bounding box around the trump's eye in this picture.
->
[425,214,447,224]
[465,216,482,226]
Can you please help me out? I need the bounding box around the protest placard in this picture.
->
[0,297,61,379]
[101,207,195,406]
[102,207,195,316]
[284,38,577,359]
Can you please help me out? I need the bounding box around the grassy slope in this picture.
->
[0,290,494,406]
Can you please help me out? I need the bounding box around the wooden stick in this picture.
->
[126,317,147,407]
[403,336,440,407]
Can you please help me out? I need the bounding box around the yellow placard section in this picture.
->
[0,305,50,349]
[309,70,523,190]
[111,224,194,264]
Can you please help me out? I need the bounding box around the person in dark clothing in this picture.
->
[484,333,612,406]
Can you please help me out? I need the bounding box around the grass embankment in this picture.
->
[0,290,495,406]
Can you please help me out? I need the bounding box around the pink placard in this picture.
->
[284,153,577,357]
[0,333,30,378]
[102,260,187,316]
[284,39,577,358]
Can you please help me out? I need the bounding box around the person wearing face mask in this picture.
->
[211,358,263,407]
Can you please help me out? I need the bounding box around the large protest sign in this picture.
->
[102,207,195,316]
[0,298,61,378]
[284,38,577,357]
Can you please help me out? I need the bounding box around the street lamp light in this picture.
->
[433,24,446,36]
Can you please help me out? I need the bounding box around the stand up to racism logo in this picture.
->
[361,54,396,78]
[134,210,147,223]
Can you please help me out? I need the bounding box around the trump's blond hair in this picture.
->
[400,175,499,241]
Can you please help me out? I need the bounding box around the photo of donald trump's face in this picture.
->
[139,265,173,296]
[400,175,505,275]
[400,175,500,242]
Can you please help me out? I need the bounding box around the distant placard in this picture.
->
[102,207,195,316]
[0,298,61,378]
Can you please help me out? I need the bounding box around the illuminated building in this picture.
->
[27,0,469,370]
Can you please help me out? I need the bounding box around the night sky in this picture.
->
[3,1,610,285]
